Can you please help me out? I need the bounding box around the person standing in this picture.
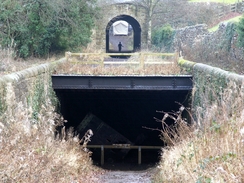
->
[118,42,123,52]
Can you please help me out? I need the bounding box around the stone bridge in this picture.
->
[90,2,148,52]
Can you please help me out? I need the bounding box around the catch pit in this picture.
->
[52,75,192,169]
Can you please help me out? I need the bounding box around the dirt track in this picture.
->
[93,167,158,183]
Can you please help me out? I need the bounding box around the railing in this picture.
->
[86,144,162,165]
[65,52,177,69]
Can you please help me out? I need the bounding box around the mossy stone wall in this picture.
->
[179,59,244,122]
[0,58,67,122]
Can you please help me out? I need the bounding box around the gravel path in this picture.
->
[92,167,158,183]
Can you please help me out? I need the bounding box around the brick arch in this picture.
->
[106,15,141,53]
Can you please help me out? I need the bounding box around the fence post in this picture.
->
[100,53,104,68]
[65,52,71,60]
[101,145,104,165]
[140,53,145,69]
[138,146,141,165]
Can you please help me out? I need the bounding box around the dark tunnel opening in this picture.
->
[54,88,192,169]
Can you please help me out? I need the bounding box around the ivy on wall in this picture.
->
[0,85,7,117]
[193,68,228,112]
[27,74,59,123]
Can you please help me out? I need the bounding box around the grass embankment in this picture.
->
[153,83,244,182]
[0,101,103,182]
[0,49,58,76]
[0,100,103,182]
[0,49,104,182]
[208,14,242,32]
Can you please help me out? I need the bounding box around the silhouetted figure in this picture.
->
[118,42,123,52]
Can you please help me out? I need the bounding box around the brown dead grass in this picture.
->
[56,52,183,75]
[0,48,183,182]
[0,49,61,76]
[0,101,104,182]
[153,83,244,182]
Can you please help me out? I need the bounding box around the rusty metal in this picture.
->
[52,75,192,90]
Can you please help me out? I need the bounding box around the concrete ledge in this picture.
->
[0,57,67,85]
[178,58,196,71]
[179,58,244,85]
[193,63,244,85]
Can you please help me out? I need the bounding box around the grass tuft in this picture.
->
[0,100,103,182]
[153,82,244,182]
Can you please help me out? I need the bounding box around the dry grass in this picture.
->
[153,83,244,182]
[0,48,106,182]
[56,51,183,75]
[0,47,183,182]
[0,100,104,182]
[0,49,60,76]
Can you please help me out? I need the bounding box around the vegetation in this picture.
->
[56,51,183,75]
[153,82,244,182]
[0,84,103,182]
[129,0,162,46]
[237,14,244,48]
[1,0,244,182]
[0,0,98,58]
[152,24,175,51]
[208,15,242,32]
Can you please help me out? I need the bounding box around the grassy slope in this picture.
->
[153,83,244,182]
[208,14,242,32]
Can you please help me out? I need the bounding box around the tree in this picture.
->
[130,0,161,48]
[0,0,99,58]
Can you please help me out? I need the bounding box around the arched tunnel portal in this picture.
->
[106,15,141,53]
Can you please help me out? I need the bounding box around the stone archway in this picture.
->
[106,15,141,53]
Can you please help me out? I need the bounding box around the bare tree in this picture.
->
[130,0,162,48]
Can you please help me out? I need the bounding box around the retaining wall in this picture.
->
[0,58,67,123]
[172,21,244,71]
[179,58,244,122]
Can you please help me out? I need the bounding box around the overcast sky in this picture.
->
[115,0,132,2]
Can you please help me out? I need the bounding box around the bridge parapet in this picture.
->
[179,59,244,122]
[0,58,67,123]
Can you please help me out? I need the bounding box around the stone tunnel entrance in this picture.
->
[52,75,192,169]
[106,15,141,53]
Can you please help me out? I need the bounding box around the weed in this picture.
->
[153,83,244,182]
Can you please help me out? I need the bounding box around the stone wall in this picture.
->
[179,58,244,123]
[89,3,148,51]
[0,58,67,123]
[167,20,244,74]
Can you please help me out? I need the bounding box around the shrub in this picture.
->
[152,24,175,51]
[0,0,98,58]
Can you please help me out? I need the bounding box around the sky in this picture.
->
[115,0,133,2]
